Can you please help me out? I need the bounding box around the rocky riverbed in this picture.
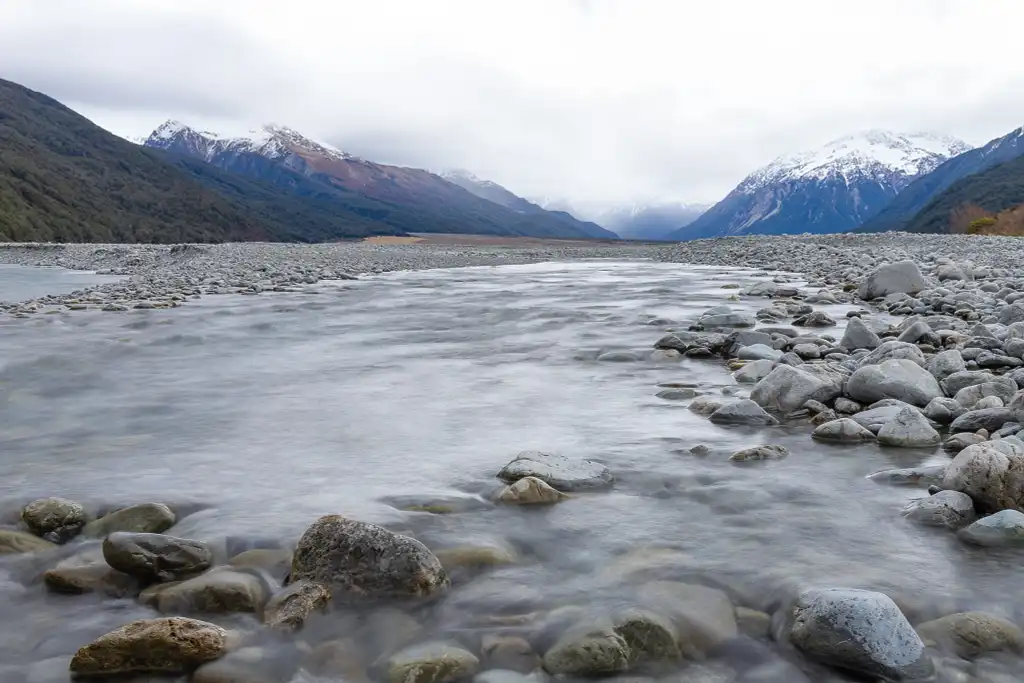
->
[5,234,1024,682]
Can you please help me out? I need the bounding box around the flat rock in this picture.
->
[289,515,448,601]
[901,491,975,530]
[709,399,779,426]
[69,617,228,677]
[789,588,933,681]
[958,510,1024,546]
[812,418,875,443]
[43,545,139,597]
[0,528,57,554]
[867,465,948,487]
[102,532,213,582]
[497,451,613,491]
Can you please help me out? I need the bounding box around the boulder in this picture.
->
[497,476,569,505]
[944,371,1014,397]
[0,528,57,554]
[709,400,779,426]
[944,432,987,453]
[750,365,842,413]
[264,580,331,631]
[955,382,1018,411]
[877,408,941,448]
[542,624,630,676]
[850,402,917,434]
[21,497,86,543]
[656,388,697,400]
[856,341,926,368]
[82,503,175,537]
[812,418,875,443]
[497,451,613,491]
[69,617,228,677]
[102,532,213,583]
[289,515,448,601]
[901,491,975,530]
[699,310,756,328]
[736,344,783,362]
[916,612,1024,659]
[858,261,927,300]
[840,316,881,350]
[154,567,269,614]
[949,408,1014,434]
[923,397,965,425]
[957,510,1024,546]
[789,588,933,681]
[793,311,836,327]
[729,444,789,462]
[943,441,1024,513]
[688,396,725,415]
[612,608,680,664]
[927,350,966,382]
[733,359,776,384]
[847,359,942,408]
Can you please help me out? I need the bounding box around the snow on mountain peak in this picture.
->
[739,130,973,193]
[145,120,353,162]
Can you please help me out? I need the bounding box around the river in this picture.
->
[0,260,1018,681]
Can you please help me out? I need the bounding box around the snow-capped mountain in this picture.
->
[143,121,613,240]
[533,199,709,241]
[860,125,1024,232]
[672,130,973,240]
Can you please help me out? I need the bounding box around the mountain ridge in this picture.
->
[670,130,971,240]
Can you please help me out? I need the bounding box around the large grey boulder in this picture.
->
[789,588,933,681]
[839,316,881,351]
[69,617,227,677]
[924,397,965,425]
[943,371,1012,397]
[955,382,1018,410]
[290,516,448,601]
[942,440,1024,513]
[709,400,779,426]
[858,261,927,300]
[927,350,966,382]
[949,408,1014,433]
[856,341,926,368]
[957,510,1024,547]
[901,491,975,530]
[750,365,843,413]
[846,359,942,407]
[877,408,941,448]
[851,403,917,434]
[812,418,875,443]
[102,532,212,583]
[21,497,86,543]
[497,451,613,491]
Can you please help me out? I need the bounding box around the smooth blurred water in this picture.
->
[0,264,122,304]
[1,260,1021,681]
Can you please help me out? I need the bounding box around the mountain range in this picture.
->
[672,131,973,240]
[2,74,1023,244]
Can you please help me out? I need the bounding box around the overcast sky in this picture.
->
[2,0,1022,205]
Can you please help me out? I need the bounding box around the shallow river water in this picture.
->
[1,261,1021,682]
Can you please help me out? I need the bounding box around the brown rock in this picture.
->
[43,546,139,597]
[69,617,227,677]
[0,528,57,554]
[497,476,569,505]
[916,611,1024,659]
[154,568,269,614]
